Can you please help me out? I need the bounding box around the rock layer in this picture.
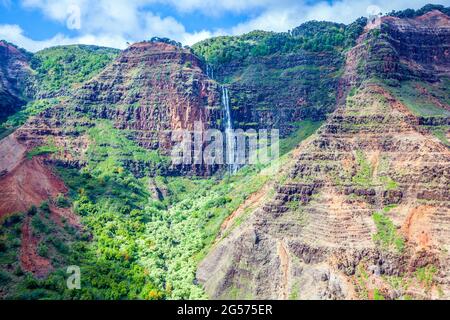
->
[197,12,450,300]
[197,82,450,300]
[0,41,32,122]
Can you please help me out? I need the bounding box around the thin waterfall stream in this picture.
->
[206,64,237,174]
[221,86,237,174]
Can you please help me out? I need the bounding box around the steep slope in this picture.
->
[0,135,67,218]
[192,20,367,136]
[198,84,450,300]
[73,41,221,153]
[0,38,229,217]
[197,11,450,300]
[0,41,32,124]
[31,45,120,98]
[1,5,449,301]
[0,44,119,143]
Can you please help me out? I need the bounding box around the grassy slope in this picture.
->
[0,117,323,299]
[0,45,119,133]
[32,45,119,95]
[387,79,450,147]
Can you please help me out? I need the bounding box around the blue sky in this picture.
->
[0,0,449,51]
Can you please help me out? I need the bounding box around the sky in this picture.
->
[0,0,449,52]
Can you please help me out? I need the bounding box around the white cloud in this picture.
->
[2,0,449,51]
[230,0,450,35]
[12,0,224,50]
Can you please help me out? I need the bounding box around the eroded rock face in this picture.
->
[213,51,343,137]
[73,41,222,152]
[13,41,225,176]
[198,83,450,300]
[385,11,450,78]
[0,41,33,121]
[197,12,450,300]
[363,10,450,82]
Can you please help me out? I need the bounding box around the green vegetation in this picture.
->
[373,288,385,300]
[0,88,24,125]
[372,209,405,253]
[49,154,277,299]
[0,45,118,133]
[415,265,437,291]
[380,176,399,191]
[0,213,24,293]
[352,151,373,187]
[388,4,449,18]
[355,265,369,299]
[85,121,171,176]
[429,126,450,147]
[389,81,450,117]
[0,108,313,299]
[55,194,71,208]
[32,45,119,94]
[192,19,366,65]
[192,20,362,128]
[37,242,49,258]
[4,98,61,128]
[27,144,60,160]
[280,120,323,155]
[388,79,450,149]
[0,127,15,140]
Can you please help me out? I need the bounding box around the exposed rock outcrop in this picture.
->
[0,40,32,122]
[211,50,343,137]
[73,41,222,152]
[198,82,450,300]
[197,12,450,300]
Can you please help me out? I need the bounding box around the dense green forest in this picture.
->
[192,19,367,65]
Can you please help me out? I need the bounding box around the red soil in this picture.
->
[0,156,68,218]
[20,217,52,278]
[49,205,81,228]
[1,134,80,276]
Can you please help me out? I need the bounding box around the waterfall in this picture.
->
[206,64,214,79]
[221,86,236,174]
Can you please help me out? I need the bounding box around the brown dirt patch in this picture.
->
[49,205,81,228]
[401,205,435,249]
[218,183,271,237]
[20,217,52,277]
[0,156,68,218]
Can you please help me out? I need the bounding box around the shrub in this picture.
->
[2,213,23,227]
[26,145,59,160]
[55,194,71,208]
[27,205,38,216]
[40,201,50,213]
[0,270,11,285]
[49,237,69,254]
[37,242,49,257]
[372,211,405,253]
[31,216,50,234]
[416,265,437,290]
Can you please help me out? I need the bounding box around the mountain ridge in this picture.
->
[0,4,449,300]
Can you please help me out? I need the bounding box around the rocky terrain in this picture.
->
[0,5,449,300]
[73,41,222,153]
[197,10,450,300]
[0,41,32,123]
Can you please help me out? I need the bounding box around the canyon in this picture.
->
[0,5,449,300]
